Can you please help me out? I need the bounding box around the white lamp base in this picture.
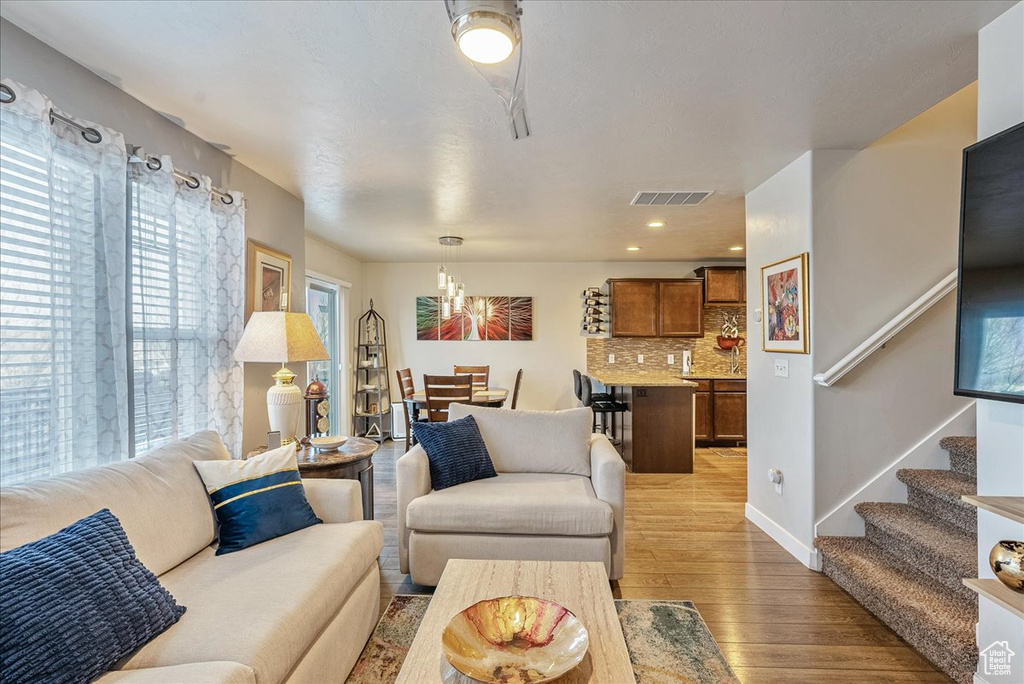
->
[267,365,301,445]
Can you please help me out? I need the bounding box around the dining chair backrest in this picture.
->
[396,368,417,452]
[511,369,524,409]
[423,374,474,422]
[453,365,489,390]
[572,369,583,402]
[396,368,416,400]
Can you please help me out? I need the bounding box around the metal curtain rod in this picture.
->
[129,146,236,205]
[0,85,106,144]
[0,87,238,207]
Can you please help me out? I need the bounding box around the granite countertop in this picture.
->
[588,371,700,388]
[681,373,747,380]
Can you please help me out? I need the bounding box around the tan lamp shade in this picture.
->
[234,312,330,363]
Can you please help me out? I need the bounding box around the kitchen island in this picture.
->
[589,371,699,473]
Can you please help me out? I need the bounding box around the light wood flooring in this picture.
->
[370,440,953,683]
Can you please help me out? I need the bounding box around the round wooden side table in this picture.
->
[245,437,378,521]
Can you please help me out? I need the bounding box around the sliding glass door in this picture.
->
[306,276,343,434]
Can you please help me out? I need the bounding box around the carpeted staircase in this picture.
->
[815,436,978,684]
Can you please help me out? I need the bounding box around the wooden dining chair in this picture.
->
[511,369,524,409]
[453,365,489,391]
[396,368,418,451]
[423,374,474,422]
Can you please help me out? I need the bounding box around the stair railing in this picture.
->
[813,270,958,387]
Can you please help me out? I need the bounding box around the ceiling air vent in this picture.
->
[631,191,713,206]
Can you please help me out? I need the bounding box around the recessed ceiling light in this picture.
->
[729,246,744,251]
[647,221,665,228]
[627,246,641,252]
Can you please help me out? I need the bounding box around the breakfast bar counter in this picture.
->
[588,371,697,474]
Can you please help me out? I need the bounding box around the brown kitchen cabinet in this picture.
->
[712,390,747,440]
[691,378,746,444]
[694,267,745,305]
[658,280,704,337]
[607,280,658,337]
[607,278,703,338]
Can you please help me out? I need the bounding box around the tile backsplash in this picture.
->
[586,306,747,377]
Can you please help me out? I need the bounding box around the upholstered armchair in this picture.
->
[396,404,625,586]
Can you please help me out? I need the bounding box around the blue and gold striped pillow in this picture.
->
[193,444,322,555]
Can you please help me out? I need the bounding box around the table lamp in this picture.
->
[234,312,330,446]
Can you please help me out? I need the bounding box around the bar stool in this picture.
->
[573,369,611,404]
[581,374,627,441]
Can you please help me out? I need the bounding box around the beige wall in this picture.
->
[362,261,738,412]
[744,151,818,565]
[0,19,306,455]
[811,84,977,520]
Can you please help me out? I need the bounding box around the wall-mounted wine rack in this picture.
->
[580,286,610,338]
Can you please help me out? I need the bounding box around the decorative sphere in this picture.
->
[989,540,1024,592]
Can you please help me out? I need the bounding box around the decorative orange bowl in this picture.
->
[441,596,589,683]
[716,336,744,350]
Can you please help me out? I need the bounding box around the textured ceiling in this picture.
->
[0,1,1012,262]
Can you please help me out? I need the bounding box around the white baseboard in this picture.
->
[745,502,822,571]
[815,403,976,537]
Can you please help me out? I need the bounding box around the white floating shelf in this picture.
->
[961,495,1024,524]
[963,579,1024,619]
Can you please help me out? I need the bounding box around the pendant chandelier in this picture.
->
[437,236,466,320]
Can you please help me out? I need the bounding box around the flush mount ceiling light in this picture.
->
[627,246,642,252]
[445,0,530,140]
[452,10,520,64]
[647,221,666,228]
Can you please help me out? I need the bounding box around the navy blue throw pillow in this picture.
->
[0,509,186,684]
[193,444,322,555]
[412,414,497,490]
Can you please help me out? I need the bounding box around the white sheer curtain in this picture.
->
[129,157,245,458]
[0,80,129,484]
[0,78,247,486]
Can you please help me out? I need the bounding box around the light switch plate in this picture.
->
[773,359,789,378]
[667,354,675,365]
[638,354,644,364]
[608,354,615,364]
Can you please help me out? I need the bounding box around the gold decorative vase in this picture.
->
[989,540,1024,592]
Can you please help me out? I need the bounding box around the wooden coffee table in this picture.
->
[395,560,633,683]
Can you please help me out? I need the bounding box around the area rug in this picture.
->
[346,595,739,683]
[709,447,746,459]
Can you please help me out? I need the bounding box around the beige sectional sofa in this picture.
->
[0,431,383,684]
[397,405,625,586]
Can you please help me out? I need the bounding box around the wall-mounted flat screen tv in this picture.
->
[954,121,1024,404]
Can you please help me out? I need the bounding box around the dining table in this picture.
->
[406,386,509,415]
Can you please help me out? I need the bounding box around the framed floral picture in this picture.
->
[761,253,809,353]
[247,240,291,319]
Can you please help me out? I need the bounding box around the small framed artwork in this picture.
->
[761,252,809,353]
[247,240,292,318]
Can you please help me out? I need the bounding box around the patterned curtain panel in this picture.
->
[129,158,245,458]
[0,79,246,486]
[0,80,129,484]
